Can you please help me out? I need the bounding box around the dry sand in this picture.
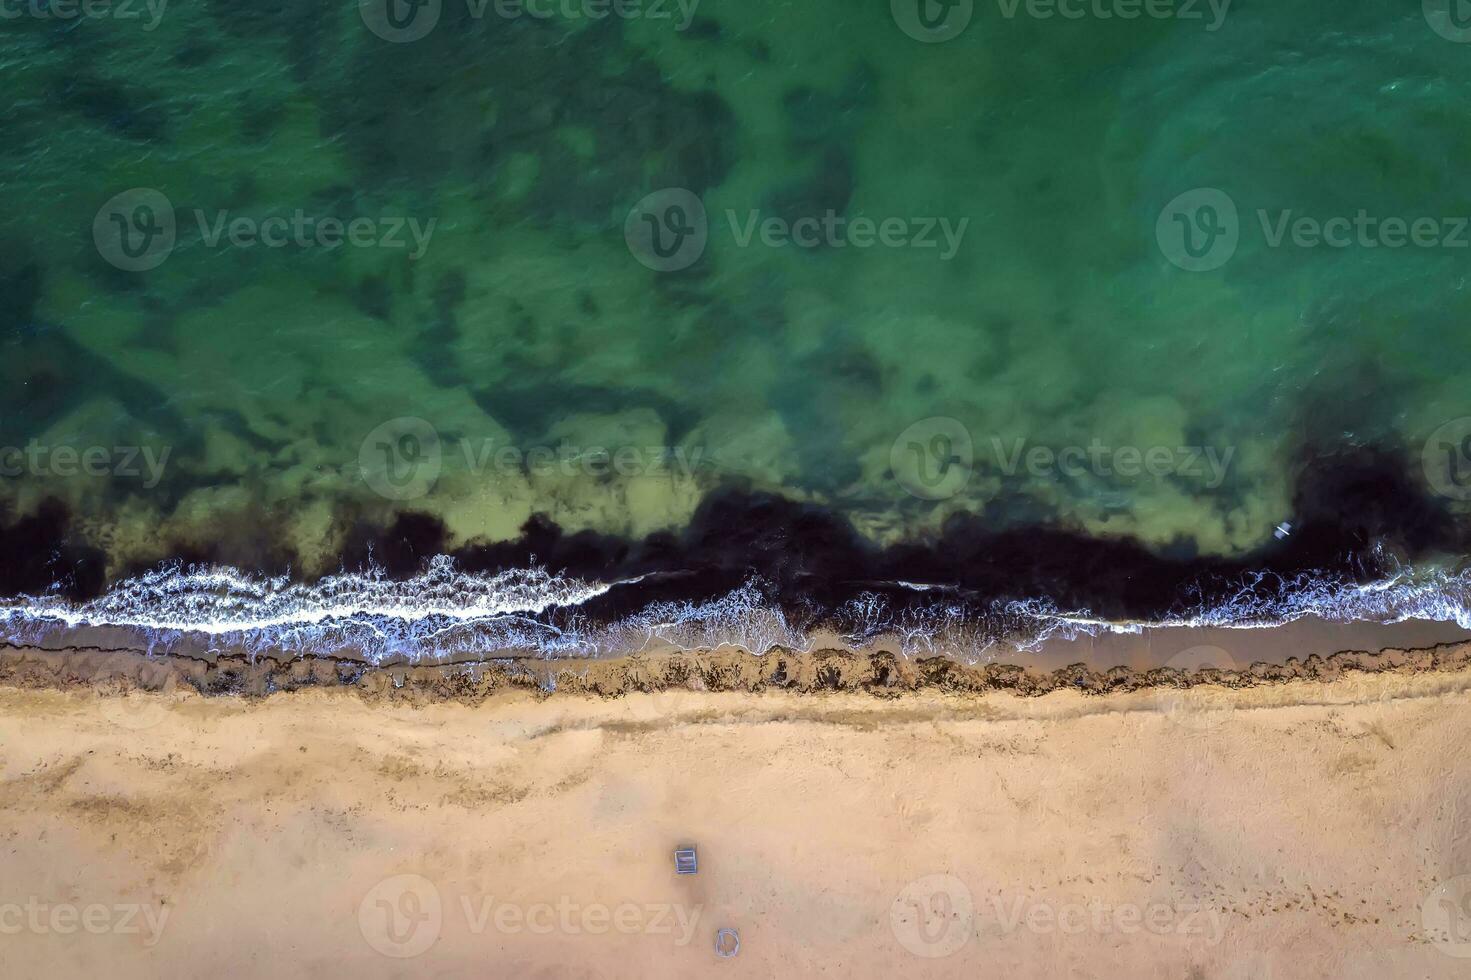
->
[3,652,1471,977]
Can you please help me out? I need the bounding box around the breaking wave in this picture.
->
[2,552,1471,665]
[0,556,804,662]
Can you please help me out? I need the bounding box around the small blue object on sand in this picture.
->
[675,847,698,875]
[715,928,740,957]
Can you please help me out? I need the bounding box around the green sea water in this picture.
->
[4,0,1471,580]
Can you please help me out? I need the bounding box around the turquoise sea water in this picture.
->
[4,0,1471,658]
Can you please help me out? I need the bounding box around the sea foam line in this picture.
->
[1,555,624,634]
[0,555,1469,664]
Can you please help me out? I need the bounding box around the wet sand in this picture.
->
[3,642,1471,977]
[19,612,1471,681]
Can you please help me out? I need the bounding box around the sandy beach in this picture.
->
[0,646,1469,978]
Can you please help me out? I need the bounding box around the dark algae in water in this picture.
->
[3,1,1471,657]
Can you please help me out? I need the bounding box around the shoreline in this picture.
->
[9,632,1471,702]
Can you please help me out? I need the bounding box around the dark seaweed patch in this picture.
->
[6,444,1466,637]
[0,327,184,446]
[763,65,875,226]
[57,78,166,144]
[327,14,735,217]
[682,16,724,41]
[340,511,450,580]
[204,0,326,79]
[0,252,41,338]
[765,145,855,229]
[354,274,393,322]
[469,383,694,447]
[782,67,877,151]
[431,444,1469,628]
[0,499,105,601]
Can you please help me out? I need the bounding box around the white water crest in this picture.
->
[1,553,1469,664]
[835,558,1471,655]
[0,555,801,663]
[11,555,618,633]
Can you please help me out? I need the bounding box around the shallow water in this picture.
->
[3,1,1471,656]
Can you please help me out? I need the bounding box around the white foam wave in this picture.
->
[0,556,798,663]
[7,555,619,633]
[835,559,1471,655]
[1,554,1469,664]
